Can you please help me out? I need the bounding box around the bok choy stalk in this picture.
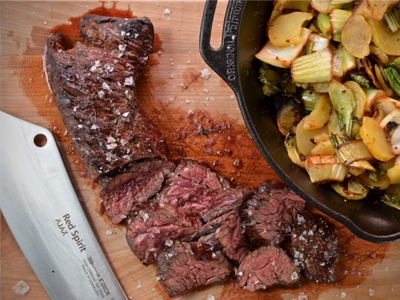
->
[384,59,400,97]
[330,134,374,165]
[384,6,400,34]
[382,194,400,211]
[328,80,356,139]
[331,178,370,200]
[259,63,281,96]
[284,134,305,168]
[350,74,371,89]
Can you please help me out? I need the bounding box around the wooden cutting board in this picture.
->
[1,1,399,299]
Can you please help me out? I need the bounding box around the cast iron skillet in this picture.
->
[199,0,400,243]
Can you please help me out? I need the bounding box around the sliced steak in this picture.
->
[44,33,167,181]
[242,180,306,246]
[199,209,249,263]
[237,245,301,292]
[99,159,174,224]
[126,205,202,266]
[202,186,255,223]
[78,15,153,71]
[289,213,338,283]
[157,242,231,298]
[157,159,253,219]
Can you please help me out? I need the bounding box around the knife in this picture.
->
[0,111,127,300]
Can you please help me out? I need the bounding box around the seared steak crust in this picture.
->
[157,242,231,298]
[78,15,153,70]
[44,33,167,181]
[289,213,338,283]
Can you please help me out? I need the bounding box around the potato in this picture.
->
[269,0,310,25]
[303,94,332,130]
[368,18,400,56]
[269,12,314,47]
[341,14,372,59]
[311,140,336,156]
[277,101,301,136]
[387,164,400,184]
[354,0,399,21]
[310,0,331,13]
[296,117,328,156]
[255,28,311,68]
[360,116,396,161]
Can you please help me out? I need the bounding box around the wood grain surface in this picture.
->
[1,1,399,300]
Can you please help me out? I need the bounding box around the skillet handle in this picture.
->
[199,0,246,94]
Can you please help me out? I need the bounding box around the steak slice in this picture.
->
[237,245,301,292]
[99,159,174,224]
[157,159,253,219]
[202,186,255,223]
[78,15,153,71]
[44,33,167,181]
[126,205,202,266]
[199,209,249,263]
[242,180,306,246]
[157,242,231,298]
[289,213,338,283]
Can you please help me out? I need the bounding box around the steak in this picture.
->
[157,241,231,298]
[289,213,338,283]
[237,245,301,292]
[199,209,249,263]
[157,159,253,219]
[242,180,306,246]
[45,19,167,182]
[126,205,202,265]
[78,15,153,71]
[202,186,255,223]
[99,159,175,224]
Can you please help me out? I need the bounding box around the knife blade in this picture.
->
[0,111,127,300]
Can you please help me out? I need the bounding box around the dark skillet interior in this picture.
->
[235,1,400,243]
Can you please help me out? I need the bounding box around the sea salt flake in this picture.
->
[201,69,212,80]
[94,60,101,67]
[291,271,299,281]
[98,91,105,98]
[107,136,116,143]
[207,294,215,300]
[341,292,347,298]
[124,77,134,86]
[102,82,110,91]
[164,8,171,15]
[121,30,126,37]
[369,289,375,296]
[134,33,139,38]
[119,44,126,51]
[105,230,113,235]
[237,271,243,276]
[12,281,30,295]
[165,239,173,247]
[136,281,141,289]
[122,112,130,117]
[107,143,117,150]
